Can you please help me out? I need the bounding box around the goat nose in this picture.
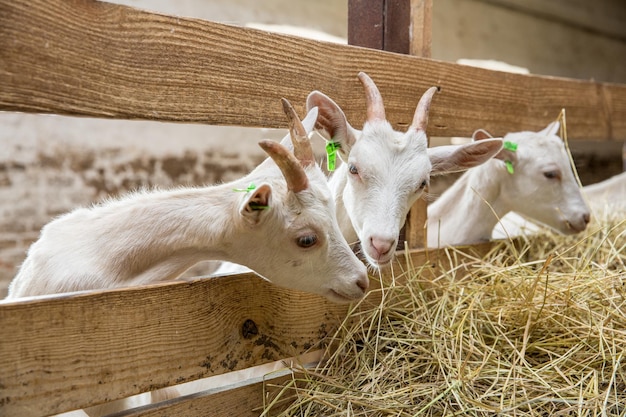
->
[370,236,395,258]
[583,212,591,224]
[356,273,369,292]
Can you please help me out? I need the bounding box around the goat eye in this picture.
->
[348,164,359,175]
[296,234,318,248]
[543,170,560,180]
[419,179,428,190]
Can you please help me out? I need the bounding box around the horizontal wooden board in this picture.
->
[0,242,495,416]
[115,372,296,417]
[0,273,349,416]
[1,0,625,140]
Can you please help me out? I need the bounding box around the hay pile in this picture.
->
[263,213,626,416]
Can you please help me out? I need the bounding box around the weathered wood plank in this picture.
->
[1,0,625,140]
[348,0,384,49]
[114,373,295,417]
[0,273,348,416]
[410,0,432,57]
[405,0,432,249]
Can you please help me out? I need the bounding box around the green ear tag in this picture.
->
[503,141,518,152]
[249,204,269,210]
[503,141,517,174]
[233,183,257,193]
[325,141,341,172]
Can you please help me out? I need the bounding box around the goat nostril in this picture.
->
[583,213,591,224]
[356,275,369,292]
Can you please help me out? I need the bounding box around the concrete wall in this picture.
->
[433,0,626,84]
[1,0,624,297]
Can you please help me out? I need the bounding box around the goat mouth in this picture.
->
[367,257,392,269]
[564,219,587,234]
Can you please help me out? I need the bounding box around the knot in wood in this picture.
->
[241,319,259,339]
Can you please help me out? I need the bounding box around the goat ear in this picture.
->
[240,183,272,225]
[491,147,518,166]
[306,90,358,158]
[428,138,504,175]
[539,121,560,137]
[472,129,515,162]
[472,129,493,141]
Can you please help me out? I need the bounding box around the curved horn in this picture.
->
[281,98,315,167]
[410,86,439,132]
[357,72,386,122]
[258,139,309,193]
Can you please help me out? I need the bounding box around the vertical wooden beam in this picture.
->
[383,0,411,54]
[348,0,384,49]
[403,0,432,249]
[409,0,433,57]
[348,0,411,53]
[348,0,432,249]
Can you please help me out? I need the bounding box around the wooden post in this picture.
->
[404,0,433,249]
[348,0,433,249]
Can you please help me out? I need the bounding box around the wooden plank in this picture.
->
[383,0,411,54]
[0,273,349,416]
[348,0,411,53]
[409,0,432,57]
[1,0,626,140]
[348,0,384,49]
[114,372,296,417]
[404,0,432,249]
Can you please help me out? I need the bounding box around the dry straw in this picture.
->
[262,210,626,416]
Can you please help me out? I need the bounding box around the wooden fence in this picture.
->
[1,0,625,415]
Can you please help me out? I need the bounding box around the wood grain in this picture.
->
[115,373,295,417]
[1,0,625,140]
[404,0,432,249]
[410,0,432,57]
[0,273,349,416]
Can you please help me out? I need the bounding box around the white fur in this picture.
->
[429,122,591,247]
[582,171,626,212]
[306,88,503,266]
[6,107,368,303]
[493,170,626,238]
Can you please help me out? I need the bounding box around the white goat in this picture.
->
[493,170,626,238]
[6,99,368,303]
[583,171,626,213]
[306,72,504,266]
[429,122,591,247]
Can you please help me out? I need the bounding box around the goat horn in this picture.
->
[281,98,315,168]
[258,139,309,193]
[410,86,439,132]
[357,72,386,122]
